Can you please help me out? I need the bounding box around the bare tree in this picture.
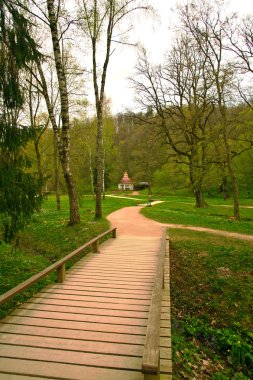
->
[178,0,241,218]
[132,37,215,207]
[227,15,253,110]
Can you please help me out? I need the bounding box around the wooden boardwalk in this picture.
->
[0,235,171,379]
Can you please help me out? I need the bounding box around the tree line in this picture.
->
[132,0,253,219]
[0,0,253,242]
[0,0,149,241]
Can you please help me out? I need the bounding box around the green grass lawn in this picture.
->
[141,196,253,234]
[170,229,253,379]
[0,195,138,319]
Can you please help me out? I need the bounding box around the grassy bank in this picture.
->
[170,229,253,379]
[0,195,138,319]
[141,196,253,234]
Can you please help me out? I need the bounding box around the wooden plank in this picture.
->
[54,282,153,291]
[65,275,154,283]
[160,320,170,328]
[160,348,171,359]
[0,358,143,380]
[160,337,171,347]
[39,289,151,300]
[65,278,154,286]
[0,324,146,345]
[65,273,155,281]
[74,264,154,270]
[10,309,148,327]
[161,313,170,320]
[21,302,149,319]
[161,359,172,373]
[66,275,154,282]
[69,266,156,273]
[25,297,150,311]
[77,259,156,264]
[74,265,155,270]
[50,283,152,293]
[0,323,171,348]
[31,293,151,305]
[0,374,46,380]
[1,316,147,335]
[0,333,144,357]
[64,278,154,286]
[0,344,142,370]
[80,255,155,260]
[160,328,170,337]
[161,375,172,380]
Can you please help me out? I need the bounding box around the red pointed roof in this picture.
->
[120,171,133,184]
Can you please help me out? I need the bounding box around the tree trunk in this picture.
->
[28,71,43,197]
[34,139,43,196]
[54,135,60,210]
[102,168,105,200]
[190,150,206,208]
[223,131,240,219]
[46,0,80,225]
[195,188,205,208]
[102,148,106,200]
[88,145,95,199]
[220,176,230,200]
[95,111,103,218]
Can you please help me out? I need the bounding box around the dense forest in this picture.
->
[1,0,253,240]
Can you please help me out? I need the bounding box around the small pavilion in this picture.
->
[118,171,134,191]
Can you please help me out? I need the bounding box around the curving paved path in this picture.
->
[107,206,163,237]
[107,206,253,241]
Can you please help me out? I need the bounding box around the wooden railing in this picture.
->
[142,228,167,380]
[0,227,117,306]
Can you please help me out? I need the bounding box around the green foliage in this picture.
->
[0,157,42,242]
[170,229,253,379]
[0,2,41,109]
[173,317,253,379]
[0,1,43,241]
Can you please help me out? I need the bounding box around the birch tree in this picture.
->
[79,0,150,218]
[46,0,80,224]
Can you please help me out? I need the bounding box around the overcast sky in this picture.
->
[90,0,253,115]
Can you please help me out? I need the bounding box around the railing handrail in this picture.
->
[142,227,167,378]
[0,227,117,306]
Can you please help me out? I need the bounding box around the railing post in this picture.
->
[57,264,65,283]
[93,240,99,253]
[112,228,116,238]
